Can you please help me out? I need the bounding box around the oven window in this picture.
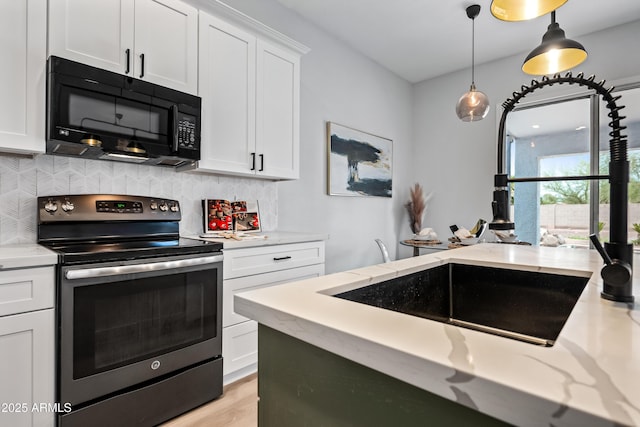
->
[72,269,217,379]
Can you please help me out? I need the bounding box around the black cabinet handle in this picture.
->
[250,153,256,170]
[139,53,145,78]
[273,256,292,261]
[259,154,264,171]
[125,49,130,74]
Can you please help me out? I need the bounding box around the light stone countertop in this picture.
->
[187,230,329,249]
[235,243,640,426]
[0,244,59,269]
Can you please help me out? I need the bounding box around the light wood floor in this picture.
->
[161,374,258,427]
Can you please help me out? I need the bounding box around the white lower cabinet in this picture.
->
[222,241,325,383]
[0,310,55,427]
[0,265,55,427]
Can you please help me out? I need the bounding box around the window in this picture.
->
[504,84,640,248]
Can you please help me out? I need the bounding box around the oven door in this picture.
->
[58,253,223,407]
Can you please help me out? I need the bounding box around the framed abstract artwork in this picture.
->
[327,122,392,197]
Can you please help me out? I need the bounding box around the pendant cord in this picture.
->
[471,16,476,86]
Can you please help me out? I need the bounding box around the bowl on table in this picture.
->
[460,237,479,245]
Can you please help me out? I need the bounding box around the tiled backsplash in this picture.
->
[0,155,278,244]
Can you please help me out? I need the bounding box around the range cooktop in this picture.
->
[42,237,223,265]
[37,194,222,264]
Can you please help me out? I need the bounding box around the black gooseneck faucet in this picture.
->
[489,72,634,303]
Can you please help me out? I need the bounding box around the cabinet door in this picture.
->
[0,310,55,427]
[224,264,324,327]
[0,0,46,155]
[197,12,256,175]
[48,0,134,75]
[134,0,198,94]
[222,320,257,377]
[255,40,300,180]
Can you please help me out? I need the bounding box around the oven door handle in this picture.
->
[64,255,224,280]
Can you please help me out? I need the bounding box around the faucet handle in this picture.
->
[589,234,613,265]
[589,234,632,288]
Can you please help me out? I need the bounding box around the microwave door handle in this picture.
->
[171,104,179,153]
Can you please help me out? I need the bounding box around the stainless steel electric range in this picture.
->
[37,194,223,427]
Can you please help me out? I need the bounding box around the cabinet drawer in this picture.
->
[222,321,257,376]
[0,267,54,317]
[224,264,324,327]
[223,241,324,279]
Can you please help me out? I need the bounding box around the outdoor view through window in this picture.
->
[505,85,640,249]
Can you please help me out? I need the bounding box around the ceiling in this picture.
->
[273,0,640,83]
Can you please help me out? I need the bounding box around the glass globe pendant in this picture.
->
[456,84,490,122]
[456,4,490,122]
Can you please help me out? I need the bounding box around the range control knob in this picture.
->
[44,200,58,213]
[61,201,75,212]
[169,202,179,212]
[159,202,168,212]
[150,201,158,210]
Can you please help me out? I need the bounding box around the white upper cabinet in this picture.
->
[195,9,306,180]
[256,40,300,180]
[48,0,198,95]
[0,0,46,155]
[198,13,256,175]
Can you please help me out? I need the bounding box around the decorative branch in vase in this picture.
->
[405,183,429,235]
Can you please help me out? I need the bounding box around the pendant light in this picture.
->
[456,4,490,122]
[522,10,587,75]
[490,0,567,21]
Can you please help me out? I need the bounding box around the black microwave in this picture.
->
[46,56,201,167]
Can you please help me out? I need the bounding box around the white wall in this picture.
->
[412,19,640,243]
[210,0,415,273]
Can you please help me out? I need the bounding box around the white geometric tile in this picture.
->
[36,168,55,196]
[53,156,70,174]
[0,156,20,173]
[0,215,18,244]
[68,157,87,175]
[0,190,19,221]
[35,154,54,174]
[69,171,87,194]
[0,164,19,195]
[19,168,38,196]
[85,175,101,194]
[53,171,71,194]
[0,153,279,244]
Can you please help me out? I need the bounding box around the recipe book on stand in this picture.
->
[200,199,265,239]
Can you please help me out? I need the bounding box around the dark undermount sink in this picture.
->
[334,263,590,346]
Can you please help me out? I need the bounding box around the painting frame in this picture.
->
[327,122,393,198]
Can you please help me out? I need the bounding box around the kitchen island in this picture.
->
[235,243,640,426]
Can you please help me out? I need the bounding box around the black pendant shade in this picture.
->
[522,10,587,75]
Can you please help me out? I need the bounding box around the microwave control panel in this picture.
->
[177,113,198,150]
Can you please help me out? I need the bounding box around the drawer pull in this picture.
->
[273,256,292,261]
